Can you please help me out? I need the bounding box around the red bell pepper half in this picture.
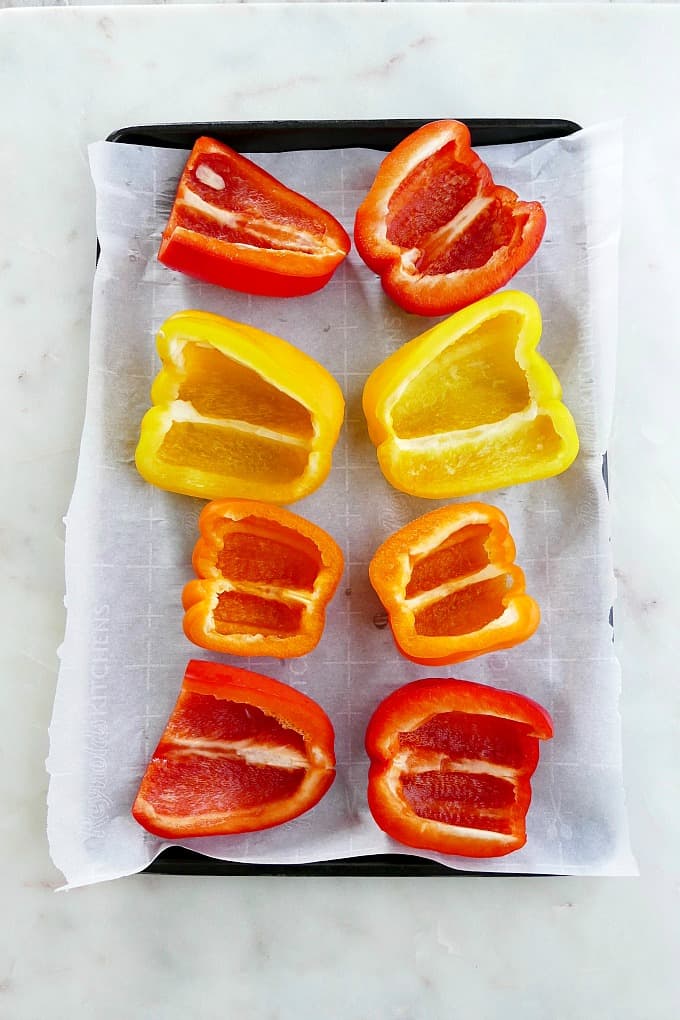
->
[354,120,546,315]
[158,136,351,297]
[132,660,335,838]
[365,677,553,857]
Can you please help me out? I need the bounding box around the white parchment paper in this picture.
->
[48,124,636,886]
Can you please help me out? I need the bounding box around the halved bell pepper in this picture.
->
[365,677,553,857]
[362,290,579,498]
[354,120,546,315]
[132,660,336,838]
[369,503,539,666]
[135,310,345,504]
[159,136,351,297]
[183,499,344,658]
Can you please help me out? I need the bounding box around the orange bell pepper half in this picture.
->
[183,499,344,659]
[365,677,553,857]
[369,503,539,666]
[132,660,336,838]
[158,137,350,297]
[354,120,546,315]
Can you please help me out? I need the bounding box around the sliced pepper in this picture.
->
[135,310,345,503]
[362,290,579,498]
[158,136,351,297]
[132,660,336,838]
[354,120,546,315]
[183,499,344,658]
[365,677,553,857]
[369,503,539,666]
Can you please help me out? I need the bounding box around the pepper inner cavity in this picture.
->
[144,692,311,817]
[390,313,530,439]
[179,344,314,440]
[217,518,322,591]
[400,770,516,831]
[416,198,518,276]
[158,421,309,484]
[189,154,324,233]
[384,141,519,275]
[413,574,511,637]
[399,711,534,769]
[406,524,491,597]
[386,144,480,249]
[178,152,328,253]
[171,692,308,754]
[213,591,304,637]
[144,755,307,815]
[396,711,535,831]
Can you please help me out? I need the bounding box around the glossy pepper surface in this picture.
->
[354,120,546,315]
[362,290,579,498]
[365,677,553,857]
[183,499,344,658]
[132,660,336,838]
[158,136,351,297]
[369,503,539,666]
[135,310,345,504]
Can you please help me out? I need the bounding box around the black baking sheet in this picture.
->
[108,117,581,878]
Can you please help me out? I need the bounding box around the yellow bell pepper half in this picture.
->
[362,291,579,499]
[135,311,345,504]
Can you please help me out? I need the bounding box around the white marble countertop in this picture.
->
[2,2,679,1016]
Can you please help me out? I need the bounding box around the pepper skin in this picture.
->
[183,499,344,658]
[362,290,579,498]
[132,660,336,838]
[135,310,345,504]
[159,136,351,297]
[365,677,553,857]
[369,503,539,666]
[354,120,546,315]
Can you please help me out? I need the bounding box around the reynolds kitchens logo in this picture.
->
[83,604,112,843]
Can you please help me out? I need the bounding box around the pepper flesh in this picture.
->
[354,120,546,315]
[135,310,345,504]
[369,503,539,666]
[365,677,553,857]
[362,290,579,498]
[183,499,344,658]
[132,660,336,838]
[159,136,350,297]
